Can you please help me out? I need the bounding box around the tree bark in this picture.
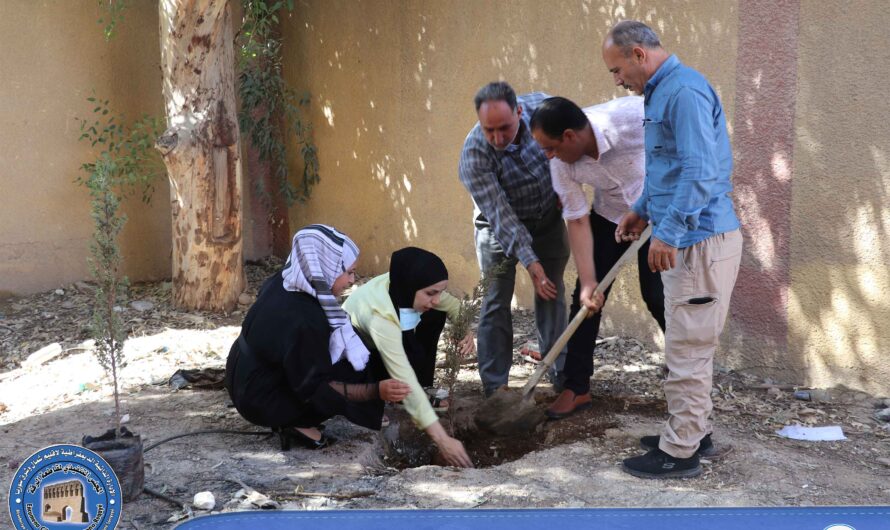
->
[156,0,245,312]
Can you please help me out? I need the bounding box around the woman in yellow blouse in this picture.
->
[344,247,475,468]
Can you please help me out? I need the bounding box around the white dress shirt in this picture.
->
[550,96,645,224]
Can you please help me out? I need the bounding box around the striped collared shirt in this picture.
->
[458,92,557,267]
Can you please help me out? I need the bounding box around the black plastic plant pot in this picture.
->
[82,426,145,502]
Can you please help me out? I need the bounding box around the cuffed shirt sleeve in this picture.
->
[367,314,438,429]
[550,159,589,221]
[632,189,650,219]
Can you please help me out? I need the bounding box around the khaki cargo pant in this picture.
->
[658,230,742,458]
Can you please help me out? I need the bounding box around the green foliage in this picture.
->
[439,289,479,394]
[77,96,163,435]
[438,261,510,432]
[85,157,129,434]
[76,96,165,204]
[96,0,129,41]
[238,0,319,208]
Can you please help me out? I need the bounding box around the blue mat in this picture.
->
[174,507,890,530]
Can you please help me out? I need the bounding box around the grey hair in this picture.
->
[608,21,662,56]
[474,81,518,112]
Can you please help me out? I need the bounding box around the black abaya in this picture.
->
[224,272,383,430]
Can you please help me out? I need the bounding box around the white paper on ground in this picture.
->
[775,424,847,441]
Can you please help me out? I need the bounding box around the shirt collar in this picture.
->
[588,119,610,160]
[503,120,530,154]
[644,54,681,102]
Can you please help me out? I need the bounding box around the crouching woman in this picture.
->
[224,225,410,450]
[344,247,475,468]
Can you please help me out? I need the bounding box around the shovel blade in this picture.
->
[474,387,545,436]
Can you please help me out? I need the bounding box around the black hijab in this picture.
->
[388,247,448,310]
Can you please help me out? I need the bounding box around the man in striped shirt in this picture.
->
[458,81,570,397]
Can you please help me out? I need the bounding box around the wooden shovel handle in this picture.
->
[521,225,653,398]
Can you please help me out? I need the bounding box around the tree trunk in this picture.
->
[156,0,245,312]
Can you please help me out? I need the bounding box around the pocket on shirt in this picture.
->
[644,119,666,152]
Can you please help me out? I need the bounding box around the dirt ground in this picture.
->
[2,261,890,529]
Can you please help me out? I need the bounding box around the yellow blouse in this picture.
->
[343,273,460,429]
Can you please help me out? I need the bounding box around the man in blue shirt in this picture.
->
[459,82,570,397]
[602,21,743,479]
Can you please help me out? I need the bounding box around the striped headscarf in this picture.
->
[282,225,370,371]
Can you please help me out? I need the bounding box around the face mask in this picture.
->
[398,308,422,331]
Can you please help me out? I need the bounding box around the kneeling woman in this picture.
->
[225,225,410,450]
[344,247,475,468]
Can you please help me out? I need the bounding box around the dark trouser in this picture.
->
[474,206,570,395]
[361,309,447,388]
[224,337,329,429]
[563,210,666,395]
[226,336,384,431]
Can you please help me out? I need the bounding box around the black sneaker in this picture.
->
[639,433,717,457]
[622,448,701,479]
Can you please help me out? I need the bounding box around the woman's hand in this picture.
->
[458,332,476,357]
[378,379,411,402]
[436,435,473,468]
[426,421,474,468]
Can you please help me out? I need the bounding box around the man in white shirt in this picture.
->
[530,95,665,419]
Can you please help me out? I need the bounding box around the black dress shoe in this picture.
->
[275,427,332,451]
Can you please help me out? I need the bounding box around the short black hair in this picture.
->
[529,97,588,139]
[474,81,517,112]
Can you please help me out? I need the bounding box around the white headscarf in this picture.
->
[282,225,370,371]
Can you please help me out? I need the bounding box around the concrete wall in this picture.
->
[282,1,890,395]
[0,1,169,295]
[722,0,890,395]
[281,0,737,350]
[3,1,887,394]
[788,0,890,394]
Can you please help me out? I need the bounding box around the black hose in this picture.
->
[143,485,190,510]
[141,429,274,511]
[143,429,273,453]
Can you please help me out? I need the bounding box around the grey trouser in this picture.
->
[658,229,742,458]
[473,206,569,395]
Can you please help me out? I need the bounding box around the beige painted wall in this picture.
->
[789,1,890,395]
[0,1,169,296]
[282,0,737,349]
[2,1,886,395]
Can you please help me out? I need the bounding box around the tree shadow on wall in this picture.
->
[723,3,890,396]
[283,1,735,311]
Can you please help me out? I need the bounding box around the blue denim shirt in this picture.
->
[633,55,740,248]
